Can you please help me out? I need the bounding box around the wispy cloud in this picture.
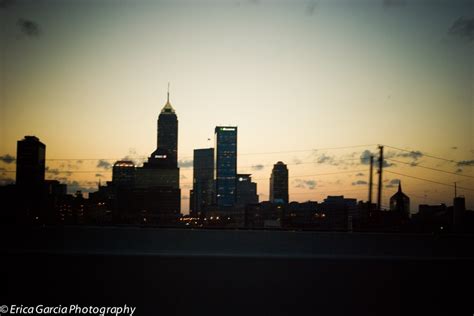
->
[292,158,302,165]
[251,164,264,171]
[46,167,71,176]
[97,160,112,170]
[315,153,340,166]
[385,178,400,188]
[0,154,15,164]
[360,150,374,165]
[0,0,15,9]
[0,177,15,185]
[382,0,406,8]
[394,150,423,160]
[178,160,193,168]
[293,179,317,190]
[17,19,41,37]
[457,160,474,167]
[67,181,96,194]
[352,180,367,186]
[305,0,318,15]
[449,17,474,41]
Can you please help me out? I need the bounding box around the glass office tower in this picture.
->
[214,126,237,210]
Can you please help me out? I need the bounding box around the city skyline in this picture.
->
[1,0,473,212]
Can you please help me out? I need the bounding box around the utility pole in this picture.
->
[368,155,374,208]
[377,145,384,211]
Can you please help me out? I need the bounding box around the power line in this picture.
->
[180,169,368,185]
[386,158,474,179]
[2,158,364,174]
[289,188,368,195]
[30,144,377,161]
[385,170,474,192]
[237,144,377,156]
[384,145,459,164]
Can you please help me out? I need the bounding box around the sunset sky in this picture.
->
[0,0,473,213]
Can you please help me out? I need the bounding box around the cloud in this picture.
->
[251,164,264,171]
[451,147,458,150]
[359,150,398,168]
[396,150,423,160]
[97,160,112,170]
[315,153,340,166]
[383,0,406,8]
[316,153,332,164]
[95,173,103,177]
[17,19,41,37]
[381,159,395,168]
[0,177,15,185]
[178,159,193,168]
[306,0,318,15]
[52,177,68,183]
[355,172,365,177]
[77,160,83,164]
[457,160,474,167]
[67,181,96,194]
[45,167,59,176]
[360,150,374,165]
[0,154,15,164]
[293,179,317,190]
[182,195,189,200]
[385,179,400,188]
[292,158,302,165]
[46,166,72,177]
[0,0,14,9]
[449,17,474,41]
[352,180,368,186]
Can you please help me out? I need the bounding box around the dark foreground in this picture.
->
[2,226,474,316]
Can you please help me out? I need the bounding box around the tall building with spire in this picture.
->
[144,83,178,169]
[389,181,410,219]
[157,83,178,168]
[133,85,181,223]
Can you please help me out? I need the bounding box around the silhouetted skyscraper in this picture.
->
[16,136,46,222]
[133,88,181,223]
[16,136,46,190]
[389,182,410,219]
[215,126,237,209]
[112,161,135,188]
[270,161,288,204]
[191,148,214,217]
[156,84,178,168]
[236,174,258,208]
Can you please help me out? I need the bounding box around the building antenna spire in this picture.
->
[167,82,170,103]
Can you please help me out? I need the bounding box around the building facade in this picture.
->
[270,161,288,204]
[156,88,178,168]
[389,182,410,219]
[16,136,46,191]
[132,89,181,223]
[236,174,258,208]
[190,148,215,217]
[215,126,237,210]
[112,161,136,188]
